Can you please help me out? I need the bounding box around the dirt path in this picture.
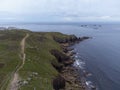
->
[17,33,29,72]
[8,33,29,90]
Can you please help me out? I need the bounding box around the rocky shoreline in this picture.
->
[51,35,89,90]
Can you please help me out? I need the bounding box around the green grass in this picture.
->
[0,30,28,89]
[0,30,72,90]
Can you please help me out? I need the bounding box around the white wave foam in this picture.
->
[74,58,85,69]
[86,81,96,90]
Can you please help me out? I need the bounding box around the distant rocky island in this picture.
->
[0,29,89,90]
[80,24,102,29]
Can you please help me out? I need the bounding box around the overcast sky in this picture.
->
[0,0,120,22]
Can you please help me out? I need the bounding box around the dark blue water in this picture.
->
[73,24,120,90]
[1,23,120,90]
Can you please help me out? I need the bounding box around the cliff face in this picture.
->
[50,34,89,90]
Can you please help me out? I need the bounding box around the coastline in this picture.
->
[52,36,89,90]
[0,29,92,90]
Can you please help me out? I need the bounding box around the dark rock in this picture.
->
[0,63,5,68]
[53,36,67,43]
[67,48,74,51]
[50,49,70,63]
[79,36,89,41]
[53,75,66,90]
[64,60,74,66]
[51,62,63,72]
[62,47,68,53]
[70,52,76,56]
[53,34,78,44]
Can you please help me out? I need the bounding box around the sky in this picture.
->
[0,0,120,22]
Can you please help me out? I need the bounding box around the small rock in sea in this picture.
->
[91,85,96,90]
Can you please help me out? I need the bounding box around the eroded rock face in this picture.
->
[51,62,63,72]
[50,49,75,72]
[50,49,70,63]
[51,34,90,90]
[53,75,65,90]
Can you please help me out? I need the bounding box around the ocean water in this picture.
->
[1,23,120,90]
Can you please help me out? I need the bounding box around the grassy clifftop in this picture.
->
[0,30,76,90]
[0,30,29,90]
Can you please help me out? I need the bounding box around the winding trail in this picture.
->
[8,33,29,90]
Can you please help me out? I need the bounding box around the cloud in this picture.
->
[0,17,16,20]
[63,17,73,21]
[61,15,120,22]
[0,0,120,22]
[100,16,111,19]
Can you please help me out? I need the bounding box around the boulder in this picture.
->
[53,75,66,90]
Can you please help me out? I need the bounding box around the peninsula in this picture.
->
[0,29,89,90]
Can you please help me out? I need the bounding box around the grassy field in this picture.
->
[0,30,28,89]
[0,30,72,90]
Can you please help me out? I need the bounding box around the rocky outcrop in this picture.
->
[79,37,90,41]
[53,75,65,90]
[53,35,78,44]
[51,61,63,72]
[53,34,89,45]
[51,49,70,63]
[51,34,89,90]
[51,49,75,67]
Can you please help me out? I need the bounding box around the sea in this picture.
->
[1,22,120,90]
